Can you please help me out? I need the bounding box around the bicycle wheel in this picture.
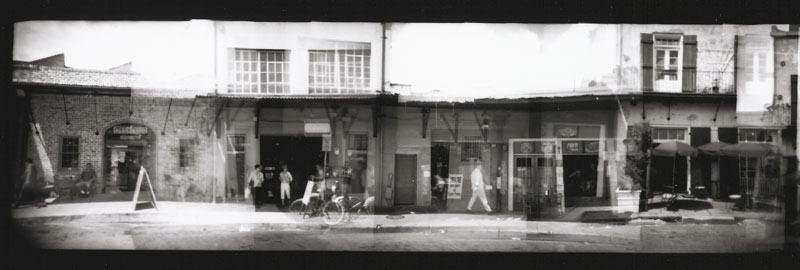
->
[322,201,345,225]
[288,199,308,220]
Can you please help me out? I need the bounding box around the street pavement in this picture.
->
[10,201,791,252]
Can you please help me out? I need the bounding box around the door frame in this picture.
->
[394,153,417,206]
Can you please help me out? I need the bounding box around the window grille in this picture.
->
[348,134,368,151]
[61,137,80,168]
[461,136,483,161]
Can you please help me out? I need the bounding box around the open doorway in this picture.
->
[563,155,600,207]
[260,136,324,205]
[430,143,450,210]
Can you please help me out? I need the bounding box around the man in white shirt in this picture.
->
[279,164,293,206]
[467,159,492,213]
[248,164,264,208]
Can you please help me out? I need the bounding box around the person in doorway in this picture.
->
[313,164,325,193]
[279,164,293,206]
[248,164,264,208]
[75,163,96,197]
[432,175,447,210]
[467,159,492,214]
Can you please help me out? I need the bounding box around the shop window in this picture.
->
[309,48,371,94]
[738,128,774,143]
[229,49,289,94]
[461,136,483,161]
[652,127,686,141]
[61,137,80,168]
[179,139,196,167]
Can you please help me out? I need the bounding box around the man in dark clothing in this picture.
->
[76,163,96,197]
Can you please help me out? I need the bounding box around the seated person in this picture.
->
[75,163,96,197]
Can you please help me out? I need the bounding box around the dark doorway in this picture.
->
[652,155,688,194]
[431,143,450,210]
[104,123,155,193]
[690,127,711,189]
[395,154,417,205]
[260,136,324,204]
[718,128,739,199]
[563,155,599,207]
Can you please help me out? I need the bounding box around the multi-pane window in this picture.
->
[461,136,483,161]
[230,49,289,94]
[179,139,196,167]
[747,52,769,82]
[348,134,369,151]
[654,36,681,81]
[652,128,686,141]
[227,135,247,154]
[309,49,371,94]
[738,128,774,143]
[61,137,80,168]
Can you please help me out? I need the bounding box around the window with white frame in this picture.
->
[651,127,686,141]
[230,49,289,94]
[653,35,682,92]
[738,128,774,143]
[309,49,371,94]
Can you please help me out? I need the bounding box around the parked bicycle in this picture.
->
[287,179,374,226]
[321,179,374,225]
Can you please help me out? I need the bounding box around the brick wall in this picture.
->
[28,93,222,202]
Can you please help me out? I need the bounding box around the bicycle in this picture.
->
[287,180,349,225]
[319,179,375,225]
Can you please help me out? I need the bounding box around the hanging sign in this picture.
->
[447,174,464,200]
[322,134,332,152]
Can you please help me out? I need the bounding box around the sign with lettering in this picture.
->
[447,174,464,200]
[113,126,149,135]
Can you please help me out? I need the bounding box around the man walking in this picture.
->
[467,159,492,214]
[279,164,293,206]
[248,164,264,208]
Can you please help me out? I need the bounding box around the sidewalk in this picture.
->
[11,201,639,240]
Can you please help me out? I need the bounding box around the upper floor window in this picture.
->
[642,33,697,93]
[461,136,483,161]
[309,49,371,94]
[229,49,289,94]
[738,128,774,143]
[61,137,80,168]
[652,127,686,141]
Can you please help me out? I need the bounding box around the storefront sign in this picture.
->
[447,174,464,200]
[304,122,331,134]
[321,134,332,152]
[584,141,599,153]
[113,126,149,135]
[120,135,142,140]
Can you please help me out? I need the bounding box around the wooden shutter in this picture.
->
[682,35,698,93]
[641,33,654,92]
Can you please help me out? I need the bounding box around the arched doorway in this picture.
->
[103,123,156,192]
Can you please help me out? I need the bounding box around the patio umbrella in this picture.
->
[697,141,730,156]
[720,142,780,209]
[652,141,698,196]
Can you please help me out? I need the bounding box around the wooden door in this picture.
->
[394,154,417,205]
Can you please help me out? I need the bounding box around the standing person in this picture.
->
[248,164,264,208]
[466,159,492,214]
[313,164,325,193]
[279,164,293,206]
[76,163,96,197]
[431,175,447,210]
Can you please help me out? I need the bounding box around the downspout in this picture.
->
[214,20,219,95]
[381,22,387,94]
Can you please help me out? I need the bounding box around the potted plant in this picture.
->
[616,122,651,213]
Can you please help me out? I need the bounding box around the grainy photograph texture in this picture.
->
[8,21,799,253]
